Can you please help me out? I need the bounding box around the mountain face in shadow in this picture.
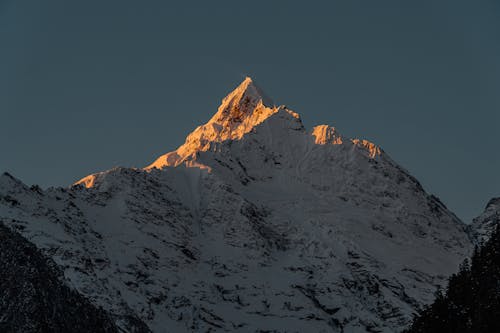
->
[0,222,121,333]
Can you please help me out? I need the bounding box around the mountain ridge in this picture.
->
[0,78,488,332]
[79,77,383,187]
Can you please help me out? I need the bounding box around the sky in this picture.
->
[0,0,498,222]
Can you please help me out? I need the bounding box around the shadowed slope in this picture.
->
[0,223,120,333]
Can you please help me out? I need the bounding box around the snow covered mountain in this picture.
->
[0,78,475,332]
[469,197,500,243]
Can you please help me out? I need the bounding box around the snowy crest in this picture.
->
[146,77,300,169]
[213,76,274,122]
[74,77,384,189]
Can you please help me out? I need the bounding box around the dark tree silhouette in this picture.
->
[405,225,500,332]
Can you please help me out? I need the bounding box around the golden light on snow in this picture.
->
[74,174,97,188]
[75,77,382,188]
[312,125,343,145]
[145,77,279,170]
[352,139,382,158]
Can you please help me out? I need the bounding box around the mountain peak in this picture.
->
[210,77,274,124]
[208,77,277,131]
[227,76,273,106]
[146,78,282,169]
[471,197,500,243]
[485,197,500,211]
[143,77,386,171]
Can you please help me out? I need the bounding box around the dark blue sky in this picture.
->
[1,0,498,221]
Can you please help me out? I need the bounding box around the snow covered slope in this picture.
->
[469,198,500,243]
[0,78,473,332]
[0,222,119,333]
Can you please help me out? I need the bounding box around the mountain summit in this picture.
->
[145,77,288,170]
[142,77,379,173]
[216,76,274,114]
[1,78,476,332]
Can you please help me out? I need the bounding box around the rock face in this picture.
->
[0,78,474,332]
[0,222,119,333]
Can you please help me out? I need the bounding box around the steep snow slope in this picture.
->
[0,78,473,332]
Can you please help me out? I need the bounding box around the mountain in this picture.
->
[0,78,474,332]
[469,197,500,243]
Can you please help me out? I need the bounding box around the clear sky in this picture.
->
[1,0,498,222]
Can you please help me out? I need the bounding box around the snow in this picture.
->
[469,197,500,243]
[0,78,481,332]
[311,125,344,145]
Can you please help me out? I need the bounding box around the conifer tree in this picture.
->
[405,225,500,332]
